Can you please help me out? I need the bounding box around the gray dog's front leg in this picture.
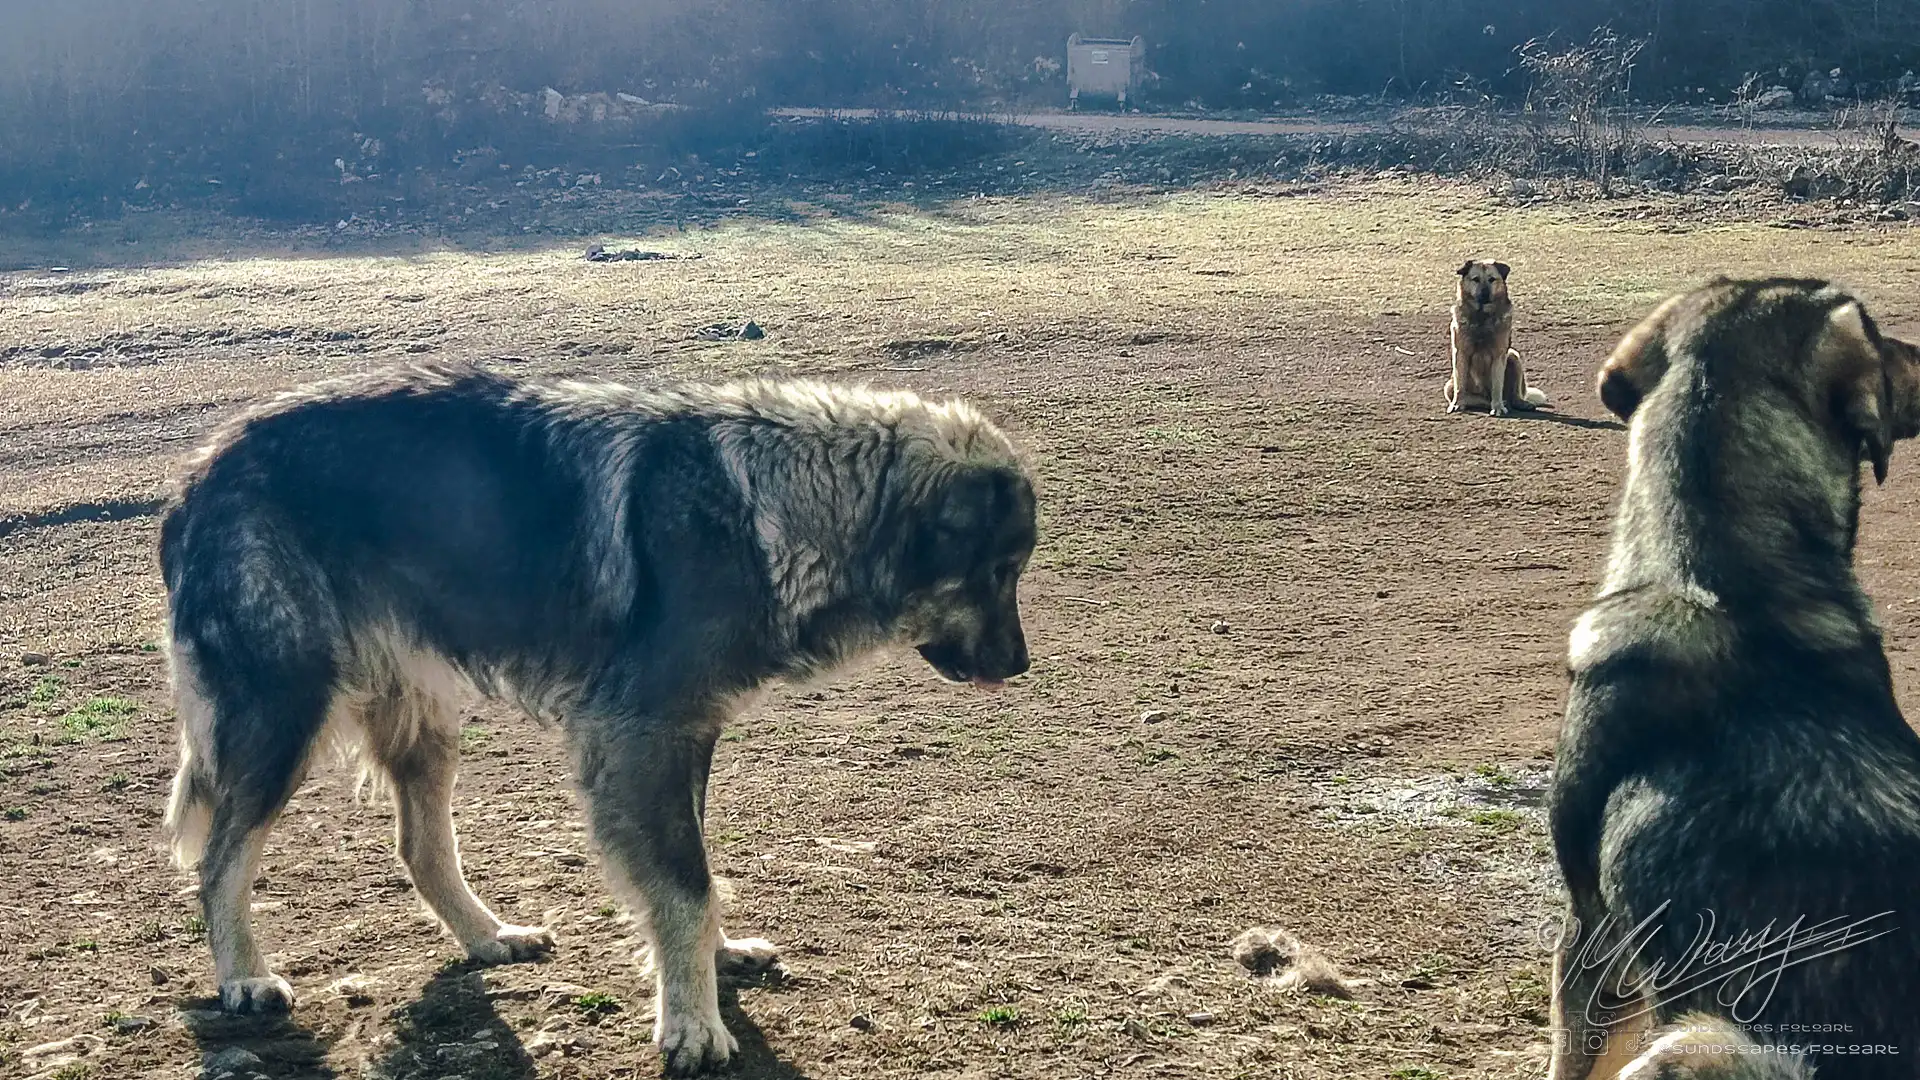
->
[574,709,782,1075]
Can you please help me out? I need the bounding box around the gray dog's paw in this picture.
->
[467,924,555,965]
[716,936,783,982]
[219,974,295,1014]
[657,1003,737,1075]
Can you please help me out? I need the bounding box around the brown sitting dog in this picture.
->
[1446,259,1548,417]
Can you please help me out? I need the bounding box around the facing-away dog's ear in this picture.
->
[1820,300,1898,484]
[1457,260,1475,277]
[1878,332,1920,447]
[1597,291,1689,422]
[1493,262,1511,280]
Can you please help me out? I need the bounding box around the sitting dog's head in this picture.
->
[900,463,1037,689]
[1599,277,1920,484]
[1457,259,1512,312]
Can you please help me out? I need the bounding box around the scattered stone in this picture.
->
[149,965,172,985]
[1209,620,1230,635]
[1628,149,1680,181]
[740,320,765,340]
[815,837,878,855]
[848,1014,874,1031]
[111,1014,159,1034]
[1185,1011,1216,1026]
[20,651,50,666]
[584,245,698,262]
[1230,926,1354,999]
[1800,68,1851,104]
[24,1034,104,1060]
[201,1045,263,1077]
[526,1030,583,1058]
[1753,86,1795,111]
[1139,709,1169,724]
[526,1032,562,1058]
[480,970,539,1000]
[552,851,588,867]
[327,974,376,1007]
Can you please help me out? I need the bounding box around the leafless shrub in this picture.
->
[1730,72,1767,130]
[1516,27,1647,195]
[1827,96,1920,203]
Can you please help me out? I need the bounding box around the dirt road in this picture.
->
[776,105,1917,147]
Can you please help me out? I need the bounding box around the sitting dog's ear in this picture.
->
[1598,292,1689,421]
[1494,262,1511,280]
[1457,260,1475,277]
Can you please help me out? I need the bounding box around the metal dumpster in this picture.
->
[1067,34,1145,109]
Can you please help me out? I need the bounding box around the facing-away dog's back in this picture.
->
[1548,279,1920,1080]
[160,364,1037,1074]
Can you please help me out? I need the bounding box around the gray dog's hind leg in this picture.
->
[191,687,331,1014]
[362,684,554,965]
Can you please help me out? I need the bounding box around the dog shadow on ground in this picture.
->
[720,973,813,1080]
[178,999,340,1080]
[1515,409,1625,432]
[338,958,809,1080]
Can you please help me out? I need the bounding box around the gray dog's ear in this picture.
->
[910,468,1010,582]
[1598,292,1689,421]
[1494,262,1511,280]
[1457,260,1475,277]
[934,469,1004,534]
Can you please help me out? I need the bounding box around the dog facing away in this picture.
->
[1547,279,1920,1080]
[160,364,1038,1075]
[1446,259,1549,416]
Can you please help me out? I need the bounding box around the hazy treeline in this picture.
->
[3,0,1917,202]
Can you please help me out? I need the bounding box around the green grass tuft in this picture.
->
[60,698,138,741]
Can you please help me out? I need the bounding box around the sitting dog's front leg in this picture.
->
[1487,346,1511,417]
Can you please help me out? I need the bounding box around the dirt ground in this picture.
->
[9,179,1920,1080]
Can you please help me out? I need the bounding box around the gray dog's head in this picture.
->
[900,464,1037,689]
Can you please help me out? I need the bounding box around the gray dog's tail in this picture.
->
[1618,1014,1816,1079]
